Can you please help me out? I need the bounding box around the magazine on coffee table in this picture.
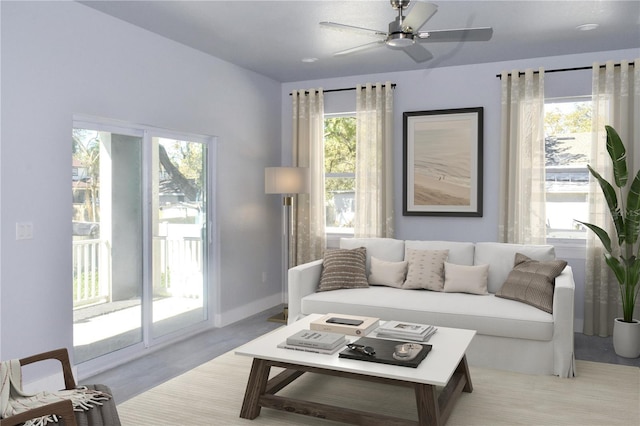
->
[338,337,432,368]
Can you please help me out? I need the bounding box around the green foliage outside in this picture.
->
[324,116,356,197]
[72,129,101,222]
[544,102,592,136]
[324,116,356,227]
[162,140,205,195]
[544,102,591,166]
[72,271,99,301]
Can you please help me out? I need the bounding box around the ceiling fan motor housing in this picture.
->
[387,16,415,48]
[390,0,411,10]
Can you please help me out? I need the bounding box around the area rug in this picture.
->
[117,351,639,425]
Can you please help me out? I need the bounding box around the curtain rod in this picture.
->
[496,62,634,79]
[289,83,396,96]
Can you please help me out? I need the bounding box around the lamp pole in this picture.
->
[265,167,309,323]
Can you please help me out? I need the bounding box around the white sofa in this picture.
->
[288,238,576,377]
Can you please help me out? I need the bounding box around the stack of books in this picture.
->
[374,320,437,342]
[278,329,347,355]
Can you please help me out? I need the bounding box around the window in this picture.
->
[72,117,215,372]
[544,97,592,239]
[324,115,356,235]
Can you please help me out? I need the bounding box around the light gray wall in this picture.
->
[281,47,640,331]
[0,1,283,361]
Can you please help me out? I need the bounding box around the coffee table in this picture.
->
[235,314,475,425]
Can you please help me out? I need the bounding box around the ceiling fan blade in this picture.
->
[417,27,494,42]
[320,21,387,37]
[403,43,433,63]
[334,40,386,57]
[403,2,438,32]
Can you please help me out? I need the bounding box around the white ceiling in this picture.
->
[80,0,640,83]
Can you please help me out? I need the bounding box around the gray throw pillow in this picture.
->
[317,247,369,292]
[495,253,567,313]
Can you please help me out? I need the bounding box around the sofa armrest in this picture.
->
[552,266,576,377]
[287,259,323,324]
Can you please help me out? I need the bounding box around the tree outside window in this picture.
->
[544,99,592,239]
[324,116,356,232]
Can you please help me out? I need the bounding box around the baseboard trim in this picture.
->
[215,294,283,327]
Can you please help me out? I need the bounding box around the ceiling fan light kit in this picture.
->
[320,0,493,63]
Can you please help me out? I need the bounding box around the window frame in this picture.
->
[543,96,592,255]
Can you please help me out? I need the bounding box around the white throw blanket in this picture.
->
[1,359,111,426]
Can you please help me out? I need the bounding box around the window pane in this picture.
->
[544,99,591,239]
[324,116,356,232]
[73,129,144,363]
[151,137,207,338]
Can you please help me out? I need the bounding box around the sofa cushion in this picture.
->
[317,247,369,292]
[405,240,475,265]
[340,238,405,275]
[300,287,554,341]
[403,249,449,291]
[368,256,408,288]
[474,242,556,293]
[495,253,568,313]
[444,262,489,295]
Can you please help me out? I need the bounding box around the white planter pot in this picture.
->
[613,318,640,358]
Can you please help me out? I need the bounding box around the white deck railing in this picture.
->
[73,237,203,308]
[73,238,108,307]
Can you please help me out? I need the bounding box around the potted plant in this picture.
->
[578,125,640,358]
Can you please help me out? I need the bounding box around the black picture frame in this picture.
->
[403,107,483,217]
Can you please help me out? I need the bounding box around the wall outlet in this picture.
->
[16,222,34,240]
[262,272,267,283]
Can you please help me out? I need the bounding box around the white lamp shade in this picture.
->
[265,167,310,194]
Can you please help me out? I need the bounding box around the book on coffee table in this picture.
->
[277,341,346,355]
[286,329,347,350]
[338,337,432,368]
[374,320,437,342]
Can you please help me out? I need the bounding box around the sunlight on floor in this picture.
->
[73,297,202,346]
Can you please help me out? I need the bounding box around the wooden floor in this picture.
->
[83,305,640,405]
[83,305,284,404]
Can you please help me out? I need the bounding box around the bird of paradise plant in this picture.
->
[578,125,640,323]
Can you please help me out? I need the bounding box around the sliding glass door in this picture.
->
[151,137,208,339]
[72,121,212,365]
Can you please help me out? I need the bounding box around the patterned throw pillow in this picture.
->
[403,249,449,291]
[317,247,369,292]
[495,253,567,313]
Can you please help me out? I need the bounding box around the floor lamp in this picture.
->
[265,166,310,323]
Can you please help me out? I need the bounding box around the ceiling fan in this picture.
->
[320,0,493,63]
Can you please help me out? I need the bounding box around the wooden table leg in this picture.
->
[415,355,473,426]
[239,358,271,419]
[415,383,440,426]
[457,355,473,393]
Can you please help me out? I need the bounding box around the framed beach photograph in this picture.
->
[403,107,483,216]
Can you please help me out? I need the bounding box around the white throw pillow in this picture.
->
[368,256,408,288]
[403,249,449,291]
[443,262,489,295]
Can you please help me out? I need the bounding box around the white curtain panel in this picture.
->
[354,82,394,238]
[584,59,640,336]
[498,68,547,244]
[291,89,326,266]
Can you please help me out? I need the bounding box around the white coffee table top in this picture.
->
[235,313,475,387]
